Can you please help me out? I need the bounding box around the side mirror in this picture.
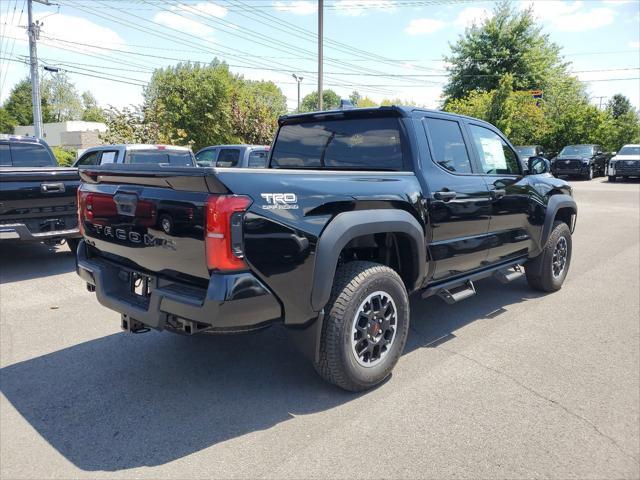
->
[528,156,551,175]
[597,151,603,155]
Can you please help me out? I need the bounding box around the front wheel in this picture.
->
[608,175,617,182]
[584,166,594,180]
[525,221,572,292]
[314,261,410,392]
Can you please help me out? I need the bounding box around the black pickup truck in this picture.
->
[76,107,577,391]
[1,135,80,252]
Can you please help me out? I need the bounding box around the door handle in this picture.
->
[490,189,506,199]
[40,182,65,193]
[434,190,457,201]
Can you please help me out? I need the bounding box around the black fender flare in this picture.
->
[528,194,577,274]
[310,209,426,311]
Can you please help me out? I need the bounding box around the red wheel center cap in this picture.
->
[370,322,380,336]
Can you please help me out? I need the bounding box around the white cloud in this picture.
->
[173,2,228,18]
[273,1,317,15]
[332,0,397,17]
[153,11,214,38]
[405,18,446,35]
[603,0,634,4]
[629,41,640,49]
[454,7,493,28]
[525,1,616,32]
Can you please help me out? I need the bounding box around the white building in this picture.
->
[14,121,107,149]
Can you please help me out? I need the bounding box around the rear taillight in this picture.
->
[77,188,85,236]
[205,195,252,271]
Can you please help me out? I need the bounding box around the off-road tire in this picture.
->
[525,221,572,292]
[608,175,616,182]
[313,261,409,392]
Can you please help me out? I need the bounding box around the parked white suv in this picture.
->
[608,144,640,182]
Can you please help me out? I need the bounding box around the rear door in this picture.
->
[420,114,491,281]
[465,122,533,264]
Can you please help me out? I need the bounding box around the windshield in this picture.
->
[127,150,194,166]
[618,146,640,156]
[559,145,593,157]
[515,146,536,157]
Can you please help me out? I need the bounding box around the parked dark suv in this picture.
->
[552,144,609,179]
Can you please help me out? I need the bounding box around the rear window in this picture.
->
[127,150,193,166]
[10,142,55,167]
[270,117,405,170]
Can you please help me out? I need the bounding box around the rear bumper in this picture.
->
[76,241,282,333]
[0,223,80,242]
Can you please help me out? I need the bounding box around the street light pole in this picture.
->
[317,0,323,110]
[292,74,304,112]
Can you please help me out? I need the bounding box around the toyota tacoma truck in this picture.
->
[75,106,577,391]
[1,135,81,252]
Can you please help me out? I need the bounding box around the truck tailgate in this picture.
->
[79,166,227,281]
[0,167,80,235]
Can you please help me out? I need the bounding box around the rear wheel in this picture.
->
[525,221,572,292]
[314,261,409,392]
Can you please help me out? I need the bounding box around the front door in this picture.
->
[421,115,492,281]
[465,122,533,265]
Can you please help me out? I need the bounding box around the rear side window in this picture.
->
[424,118,473,174]
[10,142,54,167]
[216,149,240,168]
[0,144,10,166]
[248,150,268,168]
[127,150,193,166]
[271,117,405,170]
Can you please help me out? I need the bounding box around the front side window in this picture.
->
[76,151,101,166]
[10,143,54,167]
[271,117,405,170]
[248,150,268,168]
[216,149,241,168]
[424,118,473,174]
[469,125,521,175]
[196,149,217,166]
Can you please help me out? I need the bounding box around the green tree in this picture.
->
[42,72,83,122]
[443,1,566,102]
[3,78,54,125]
[100,105,160,144]
[0,107,17,133]
[81,91,106,122]
[52,146,77,166]
[299,89,341,112]
[231,80,287,145]
[607,94,633,119]
[144,61,237,149]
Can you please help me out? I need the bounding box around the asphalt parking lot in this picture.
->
[1,178,638,479]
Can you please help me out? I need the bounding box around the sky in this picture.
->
[0,0,639,114]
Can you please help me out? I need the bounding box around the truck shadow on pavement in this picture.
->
[0,242,75,284]
[0,277,543,472]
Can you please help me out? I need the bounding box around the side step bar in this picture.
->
[493,265,524,284]
[438,281,476,305]
[422,257,527,303]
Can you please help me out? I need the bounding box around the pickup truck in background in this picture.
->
[194,144,270,168]
[73,144,197,168]
[76,106,577,391]
[552,144,609,180]
[0,135,80,252]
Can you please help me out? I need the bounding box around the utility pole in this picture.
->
[27,0,51,138]
[317,0,323,110]
[292,74,304,112]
